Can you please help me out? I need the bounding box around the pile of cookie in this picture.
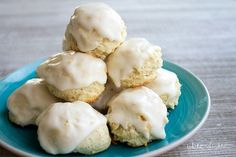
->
[7,3,181,155]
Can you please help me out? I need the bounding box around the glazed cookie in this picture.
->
[7,78,60,126]
[146,68,181,109]
[36,101,111,155]
[91,79,119,113]
[37,51,107,102]
[107,87,168,147]
[63,3,127,59]
[107,38,163,89]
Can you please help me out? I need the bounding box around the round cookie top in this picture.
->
[146,68,181,108]
[107,86,168,139]
[107,38,162,88]
[37,51,107,91]
[67,3,126,52]
[36,101,107,154]
[7,78,59,126]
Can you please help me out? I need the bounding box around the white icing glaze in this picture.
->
[145,68,181,108]
[107,38,162,88]
[37,51,107,91]
[36,101,107,155]
[68,3,126,52]
[107,87,168,139]
[7,78,59,126]
[91,80,119,112]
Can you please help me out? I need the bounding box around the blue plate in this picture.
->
[0,59,210,157]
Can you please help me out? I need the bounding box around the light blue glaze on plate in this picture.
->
[0,60,210,157]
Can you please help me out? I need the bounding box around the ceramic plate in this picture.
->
[0,59,210,157]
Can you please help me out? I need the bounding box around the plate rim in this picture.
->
[0,60,211,157]
[139,60,211,156]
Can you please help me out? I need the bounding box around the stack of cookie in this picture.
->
[7,3,181,155]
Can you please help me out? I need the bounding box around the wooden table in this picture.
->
[0,0,236,156]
